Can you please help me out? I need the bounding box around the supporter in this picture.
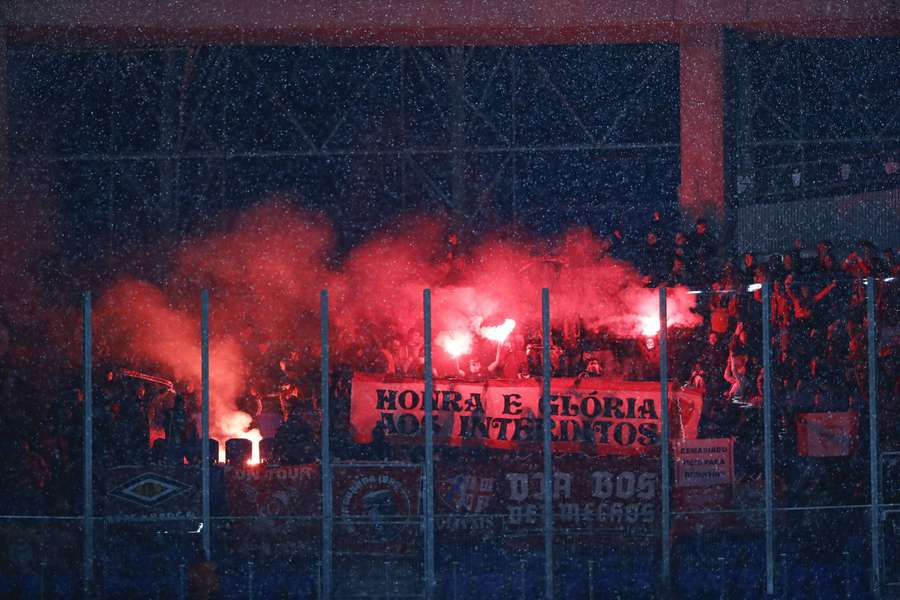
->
[719,260,739,290]
[697,331,727,397]
[273,406,315,465]
[163,393,199,465]
[257,390,287,440]
[114,382,152,465]
[666,256,689,286]
[378,335,401,375]
[687,218,717,282]
[278,350,304,383]
[781,250,799,278]
[365,420,390,461]
[640,230,668,284]
[673,230,688,260]
[574,355,603,384]
[724,346,752,406]
[605,225,626,259]
[458,357,488,381]
[738,252,756,287]
[885,247,899,276]
[399,328,425,376]
[489,334,528,379]
[236,385,263,419]
[784,274,835,327]
[708,283,738,335]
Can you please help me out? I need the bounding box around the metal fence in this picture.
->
[0,276,895,599]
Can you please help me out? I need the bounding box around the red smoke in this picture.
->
[92,200,700,456]
[94,279,256,461]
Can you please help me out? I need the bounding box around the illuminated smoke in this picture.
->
[90,199,700,457]
[435,330,474,359]
[478,318,517,344]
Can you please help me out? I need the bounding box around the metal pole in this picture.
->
[315,560,322,600]
[200,289,211,560]
[423,289,435,599]
[519,558,527,600]
[762,281,775,595]
[867,277,881,596]
[82,292,93,597]
[718,556,727,600]
[40,560,47,600]
[320,290,333,600]
[658,287,671,590]
[588,560,595,600]
[843,549,851,600]
[541,288,554,600]
[451,560,459,600]
[779,553,788,599]
[178,561,186,600]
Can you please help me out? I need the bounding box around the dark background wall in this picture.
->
[7,44,680,265]
[6,36,899,267]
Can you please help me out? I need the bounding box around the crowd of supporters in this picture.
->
[0,213,898,516]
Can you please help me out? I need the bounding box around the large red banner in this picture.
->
[333,462,422,555]
[225,464,320,516]
[224,464,321,557]
[351,374,700,454]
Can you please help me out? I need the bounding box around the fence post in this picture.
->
[451,560,459,600]
[519,558,527,600]
[867,278,881,596]
[541,288,554,600]
[779,553,788,599]
[762,281,775,595]
[320,290,333,600]
[423,289,436,599]
[315,560,322,600]
[200,289,211,560]
[39,560,47,600]
[842,549,851,599]
[178,561,186,600]
[82,292,94,597]
[717,555,727,600]
[588,559,595,600]
[658,287,671,591]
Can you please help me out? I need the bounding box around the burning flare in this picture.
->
[639,314,660,337]
[479,318,517,343]
[436,330,473,358]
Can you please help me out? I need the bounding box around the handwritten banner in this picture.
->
[674,438,734,488]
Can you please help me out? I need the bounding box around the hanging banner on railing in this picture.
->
[333,462,422,555]
[101,465,204,522]
[796,411,858,457]
[225,464,320,516]
[350,373,700,454]
[223,464,321,558]
[674,438,734,488]
[436,456,659,542]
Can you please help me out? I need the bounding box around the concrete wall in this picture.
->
[733,187,900,255]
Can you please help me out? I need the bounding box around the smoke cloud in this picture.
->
[90,199,700,450]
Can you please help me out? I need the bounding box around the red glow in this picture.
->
[89,201,701,447]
